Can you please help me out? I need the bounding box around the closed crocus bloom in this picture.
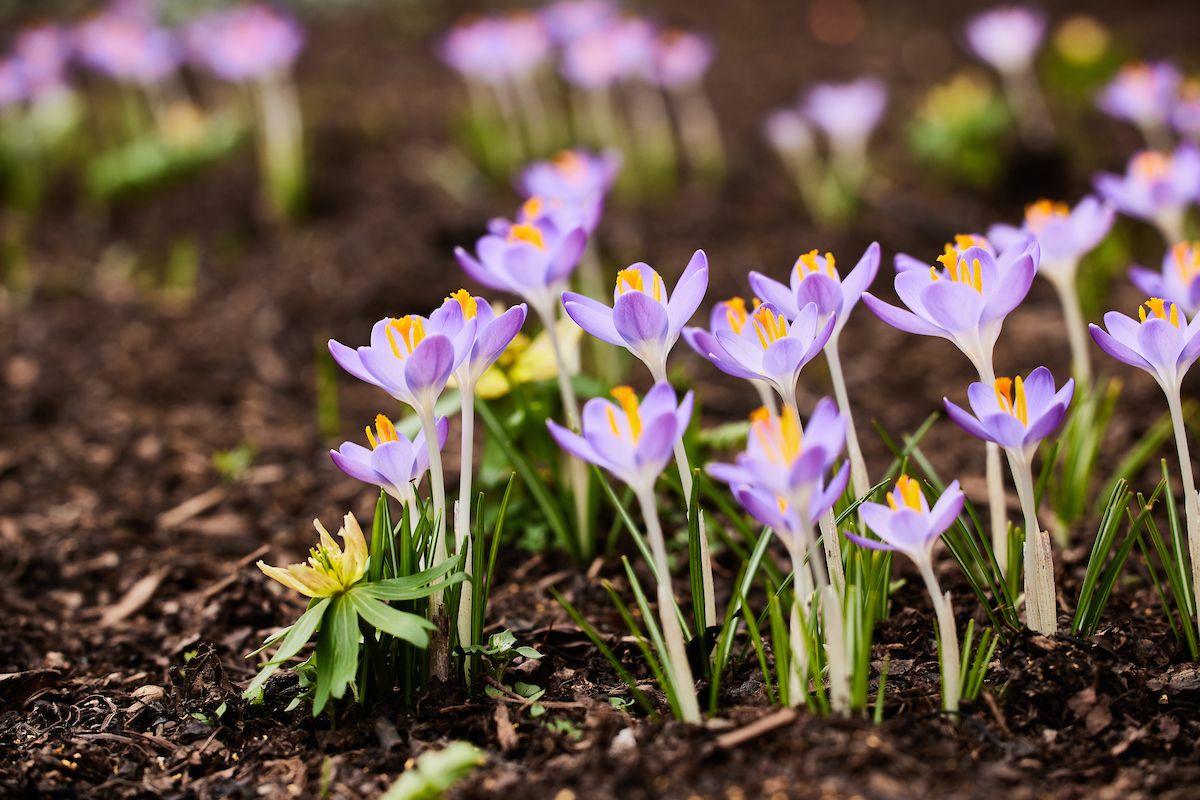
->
[763,108,815,156]
[455,216,587,316]
[1097,61,1181,140]
[258,513,369,598]
[943,367,1074,459]
[329,313,474,417]
[749,244,880,334]
[964,6,1045,76]
[864,244,1036,378]
[988,197,1114,282]
[1131,243,1200,318]
[649,30,713,89]
[330,415,447,504]
[562,250,708,377]
[519,149,620,232]
[186,4,304,82]
[1094,147,1200,244]
[803,79,887,152]
[1089,298,1200,391]
[432,291,528,388]
[547,382,692,492]
[75,9,180,85]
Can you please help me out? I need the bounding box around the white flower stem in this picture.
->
[917,559,961,712]
[255,72,305,220]
[753,381,778,415]
[1048,269,1092,388]
[1156,210,1187,249]
[419,407,451,682]
[1166,391,1200,638]
[975,362,1010,573]
[455,385,476,652]
[786,541,814,707]
[1008,452,1057,635]
[824,339,870,500]
[635,487,701,722]
[534,301,591,557]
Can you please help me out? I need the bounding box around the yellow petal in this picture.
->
[287,564,343,597]
[258,560,322,597]
[474,367,512,400]
[340,513,369,587]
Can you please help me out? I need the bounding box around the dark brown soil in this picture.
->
[4,1,1200,798]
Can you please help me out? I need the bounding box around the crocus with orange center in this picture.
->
[1094,147,1200,244]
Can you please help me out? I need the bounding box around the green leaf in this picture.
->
[347,589,435,647]
[243,598,330,702]
[313,595,360,715]
[358,557,465,601]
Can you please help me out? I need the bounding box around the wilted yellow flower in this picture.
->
[257,513,369,597]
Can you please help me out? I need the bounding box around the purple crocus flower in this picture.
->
[943,367,1074,458]
[186,4,304,83]
[748,244,880,334]
[540,0,617,45]
[864,244,1036,378]
[0,59,26,108]
[987,197,1115,282]
[454,216,587,315]
[1130,243,1200,318]
[803,79,887,151]
[432,290,528,389]
[707,399,848,510]
[561,250,708,377]
[328,312,476,418]
[1175,79,1200,144]
[75,8,181,85]
[683,298,766,384]
[518,149,620,234]
[964,6,1046,76]
[763,108,815,157]
[547,382,693,493]
[1093,147,1200,243]
[1089,298,1200,391]
[13,25,73,95]
[1097,61,1181,137]
[560,16,654,89]
[893,234,996,274]
[331,415,448,504]
[440,14,552,86]
[649,30,713,90]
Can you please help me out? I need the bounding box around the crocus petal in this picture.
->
[979,413,1027,450]
[613,291,670,348]
[839,242,880,314]
[921,282,984,333]
[858,502,898,543]
[893,253,929,273]
[329,340,379,386]
[372,439,419,488]
[1024,402,1068,446]
[404,335,455,395]
[1090,324,1154,371]
[562,292,623,345]
[454,246,509,292]
[748,271,799,318]
[795,273,843,323]
[330,443,383,486]
[943,398,996,443]
[762,337,808,386]
[982,253,1035,321]
[634,413,679,473]
[1138,318,1183,373]
[734,485,789,532]
[548,228,588,283]
[666,250,709,332]
[1020,366,1056,414]
[863,293,946,337]
[810,463,850,522]
[473,305,528,371]
[546,419,604,468]
[926,481,965,538]
[844,531,896,552]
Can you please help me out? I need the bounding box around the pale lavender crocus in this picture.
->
[1098,61,1181,149]
[13,25,72,96]
[539,0,617,44]
[844,475,965,711]
[649,30,713,90]
[440,14,552,87]
[944,367,1073,634]
[331,414,448,508]
[988,197,1115,383]
[185,5,303,82]
[75,8,180,85]
[1094,147,1200,244]
[964,6,1045,76]
[707,399,851,711]
[562,250,708,379]
[748,244,880,496]
[1091,298,1200,635]
[560,17,654,90]
[803,78,887,156]
[548,382,701,722]
[682,298,777,410]
[1130,242,1200,318]
[518,149,620,234]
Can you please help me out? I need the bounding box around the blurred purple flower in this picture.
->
[1175,79,1200,143]
[944,367,1074,458]
[1093,147,1200,241]
[454,216,587,314]
[562,250,707,374]
[1090,298,1200,390]
[331,414,448,504]
[0,58,26,108]
[803,78,887,149]
[560,16,654,89]
[748,243,880,335]
[1097,61,1181,132]
[763,107,814,156]
[540,0,617,45]
[187,4,304,82]
[517,149,620,234]
[845,475,964,564]
[649,30,713,89]
[547,382,692,493]
[1131,242,1200,318]
[440,13,552,85]
[964,5,1046,75]
[432,290,528,388]
[13,25,73,95]
[987,196,1114,280]
[75,8,180,85]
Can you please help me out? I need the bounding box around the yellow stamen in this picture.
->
[507,223,546,250]
[386,316,425,358]
[886,474,923,512]
[553,150,586,179]
[1172,242,1200,285]
[933,248,984,293]
[748,406,803,463]
[751,305,789,350]
[723,297,749,333]
[1024,199,1070,232]
[1139,297,1180,327]
[521,195,544,220]
[794,249,836,279]
[450,288,478,319]
[364,414,399,450]
[609,385,642,440]
[614,267,663,301]
[993,376,1028,425]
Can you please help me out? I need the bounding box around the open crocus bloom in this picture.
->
[707,398,847,504]
[1090,298,1200,390]
[964,5,1045,75]
[330,415,448,504]
[845,476,964,563]
[1131,243,1200,318]
[748,243,880,334]
[518,150,620,233]
[893,234,997,274]
[430,290,528,388]
[864,244,1035,375]
[944,367,1074,460]
[988,197,1115,281]
[1093,147,1200,238]
[562,250,708,375]
[803,79,888,152]
[546,382,693,492]
[1097,61,1181,132]
[257,513,369,598]
[683,297,765,378]
[455,216,588,312]
[329,311,476,416]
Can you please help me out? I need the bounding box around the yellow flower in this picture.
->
[475,318,583,400]
[257,513,369,598]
